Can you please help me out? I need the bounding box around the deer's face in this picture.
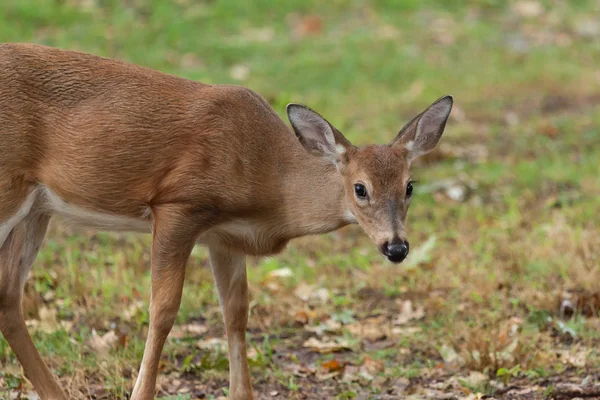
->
[340,145,413,263]
[287,95,453,264]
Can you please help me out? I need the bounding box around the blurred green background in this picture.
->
[1,1,599,399]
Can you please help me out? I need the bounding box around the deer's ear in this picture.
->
[392,95,453,161]
[287,104,353,159]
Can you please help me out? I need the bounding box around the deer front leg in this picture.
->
[130,207,201,400]
[208,243,253,400]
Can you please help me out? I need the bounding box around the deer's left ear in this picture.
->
[287,104,354,160]
[392,95,453,161]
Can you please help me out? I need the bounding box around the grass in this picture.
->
[1,0,600,398]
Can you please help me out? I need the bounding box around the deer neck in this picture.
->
[280,155,353,239]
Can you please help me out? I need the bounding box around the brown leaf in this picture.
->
[122,300,144,320]
[292,309,310,325]
[25,305,72,334]
[196,337,228,353]
[288,13,324,39]
[342,365,361,382]
[302,336,351,353]
[362,356,385,375]
[230,64,250,81]
[347,316,389,341]
[305,318,342,335]
[538,122,560,138]
[88,329,120,359]
[321,359,344,372]
[180,53,205,70]
[391,326,422,336]
[553,383,600,398]
[393,300,425,325]
[170,322,208,339]
[556,348,589,367]
[294,283,329,303]
[241,27,275,43]
[512,1,544,17]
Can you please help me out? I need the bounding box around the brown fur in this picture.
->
[0,43,452,399]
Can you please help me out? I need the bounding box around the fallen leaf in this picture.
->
[88,329,120,359]
[342,365,360,382]
[464,371,489,388]
[292,309,311,325]
[439,343,463,365]
[42,290,55,302]
[431,17,456,45]
[305,318,342,335]
[362,356,385,375]
[316,371,340,381]
[553,383,600,398]
[393,300,425,325]
[122,300,145,320]
[422,178,478,203]
[538,122,560,138]
[446,184,468,202]
[574,19,600,39]
[196,337,228,353]
[294,282,314,301]
[556,348,589,367]
[180,53,204,70]
[230,64,250,81]
[321,359,344,372]
[391,326,422,336]
[302,336,352,353]
[294,283,330,304]
[347,316,389,341]
[170,322,208,339]
[497,339,519,362]
[267,267,293,278]
[241,27,275,43]
[512,1,544,17]
[376,25,400,39]
[313,288,330,303]
[288,14,323,39]
[504,111,520,126]
[247,346,259,362]
[38,306,61,333]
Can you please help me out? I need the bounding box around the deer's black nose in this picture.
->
[382,240,409,263]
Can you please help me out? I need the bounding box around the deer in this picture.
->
[0,42,453,399]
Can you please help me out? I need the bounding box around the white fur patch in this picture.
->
[131,364,146,396]
[42,187,152,233]
[404,140,415,151]
[344,210,357,224]
[0,189,38,248]
[210,219,256,240]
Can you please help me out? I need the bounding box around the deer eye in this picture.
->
[354,183,367,199]
[406,181,413,197]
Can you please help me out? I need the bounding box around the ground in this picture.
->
[1,1,600,399]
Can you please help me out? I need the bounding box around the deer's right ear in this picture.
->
[287,104,353,160]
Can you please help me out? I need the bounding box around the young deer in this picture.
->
[0,43,453,399]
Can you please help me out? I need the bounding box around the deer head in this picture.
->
[287,95,453,263]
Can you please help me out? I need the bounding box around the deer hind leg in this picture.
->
[0,188,67,400]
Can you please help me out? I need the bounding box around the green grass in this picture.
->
[1,0,600,399]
